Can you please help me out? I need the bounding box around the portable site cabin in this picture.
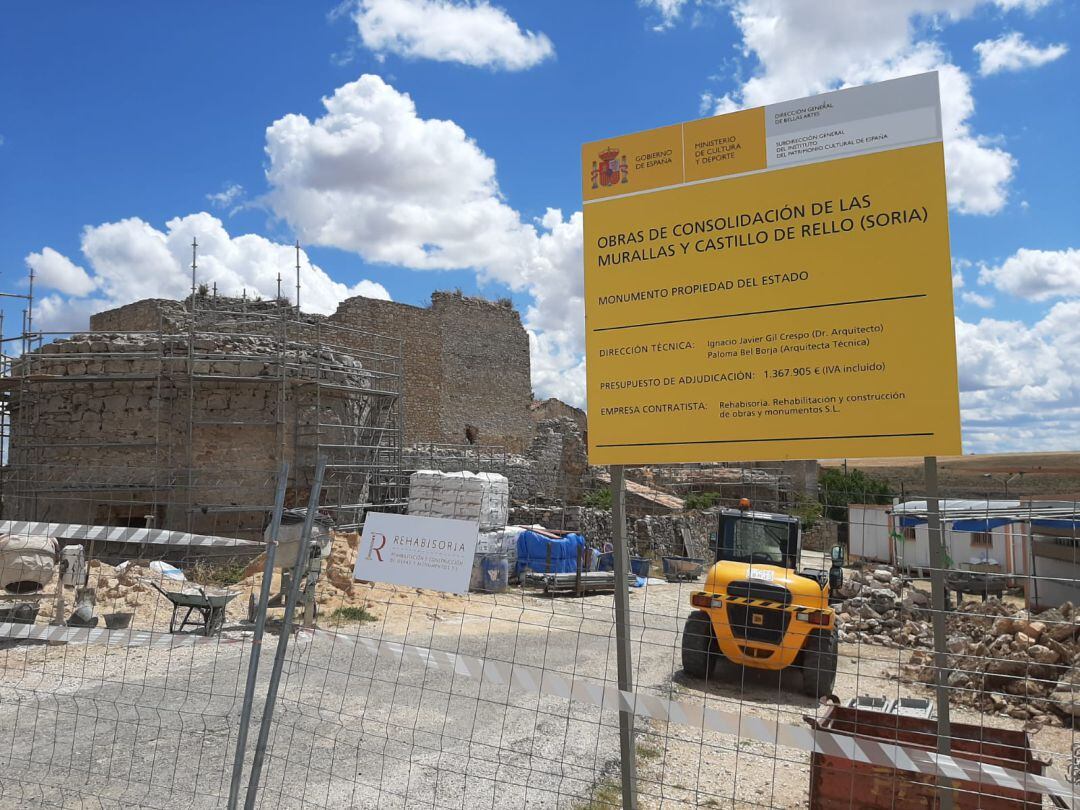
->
[1027,513,1080,610]
[848,500,1080,610]
[849,500,1023,575]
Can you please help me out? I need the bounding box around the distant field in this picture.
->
[819,452,1080,500]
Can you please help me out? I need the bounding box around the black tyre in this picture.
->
[682,610,720,680]
[800,629,838,698]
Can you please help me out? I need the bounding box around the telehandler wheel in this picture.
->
[800,629,838,698]
[682,610,720,680]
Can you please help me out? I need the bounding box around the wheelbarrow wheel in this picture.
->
[207,607,226,636]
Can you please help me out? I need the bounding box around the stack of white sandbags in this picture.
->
[476,472,510,531]
[408,470,481,524]
[407,470,510,531]
[0,534,57,593]
[477,523,525,568]
[408,470,484,523]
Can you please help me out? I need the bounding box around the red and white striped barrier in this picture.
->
[0,621,243,648]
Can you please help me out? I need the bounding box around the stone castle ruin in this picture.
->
[330,292,533,452]
[3,295,406,539]
[1,284,816,547]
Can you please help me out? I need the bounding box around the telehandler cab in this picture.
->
[681,500,845,697]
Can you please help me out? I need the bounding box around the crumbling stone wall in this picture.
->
[89,299,187,332]
[332,296,441,446]
[330,291,533,452]
[87,290,534,454]
[6,331,383,539]
[802,519,840,552]
[529,398,587,433]
[434,293,531,451]
[505,417,593,502]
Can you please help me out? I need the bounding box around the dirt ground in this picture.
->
[3,555,1077,809]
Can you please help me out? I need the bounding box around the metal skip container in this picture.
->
[804,704,1048,809]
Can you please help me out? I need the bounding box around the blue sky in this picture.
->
[1,0,1077,453]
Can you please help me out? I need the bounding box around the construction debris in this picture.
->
[834,565,933,649]
[900,598,1080,727]
[834,563,1080,727]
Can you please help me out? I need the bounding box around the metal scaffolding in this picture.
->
[0,251,406,542]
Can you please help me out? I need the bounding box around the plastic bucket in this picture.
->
[0,602,39,624]
[104,612,134,630]
[479,554,509,594]
[630,558,651,579]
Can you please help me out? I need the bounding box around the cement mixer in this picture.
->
[247,508,335,627]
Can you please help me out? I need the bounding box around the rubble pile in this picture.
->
[834,563,1080,726]
[902,600,1080,726]
[834,565,933,648]
[28,560,189,629]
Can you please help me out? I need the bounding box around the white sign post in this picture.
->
[354,512,479,594]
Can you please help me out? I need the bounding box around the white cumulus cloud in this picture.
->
[704,1,1017,215]
[26,246,97,297]
[266,75,536,284]
[975,31,1067,75]
[264,74,585,403]
[978,247,1080,301]
[952,257,971,289]
[993,0,1054,11]
[524,209,586,405]
[640,0,691,29]
[26,213,390,332]
[961,290,995,308]
[206,183,245,209]
[956,304,1080,451]
[352,0,553,70]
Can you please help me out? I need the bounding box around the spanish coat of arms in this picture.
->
[591,147,629,189]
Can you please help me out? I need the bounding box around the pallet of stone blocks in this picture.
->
[407,470,509,530]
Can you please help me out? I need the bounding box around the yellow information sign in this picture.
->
[582,72,961,464]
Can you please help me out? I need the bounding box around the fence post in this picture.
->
[925,456,954,810]
[243,456,327,810]
[227,461,289,810]
[610,464,638,809]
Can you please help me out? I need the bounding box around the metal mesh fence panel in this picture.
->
[4,452,1080,808]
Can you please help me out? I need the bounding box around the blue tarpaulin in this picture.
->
[951,518,1014,532]
[899,516,926,528]
[516,531,585,575]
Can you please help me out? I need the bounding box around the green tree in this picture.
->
[583,488,612,509]
[819,467,894,522]
[684,491,723,511]
[791,494,823,529]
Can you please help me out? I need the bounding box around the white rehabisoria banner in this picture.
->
[354,512,479,594]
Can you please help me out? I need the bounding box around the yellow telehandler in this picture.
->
[681,500,845,697]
